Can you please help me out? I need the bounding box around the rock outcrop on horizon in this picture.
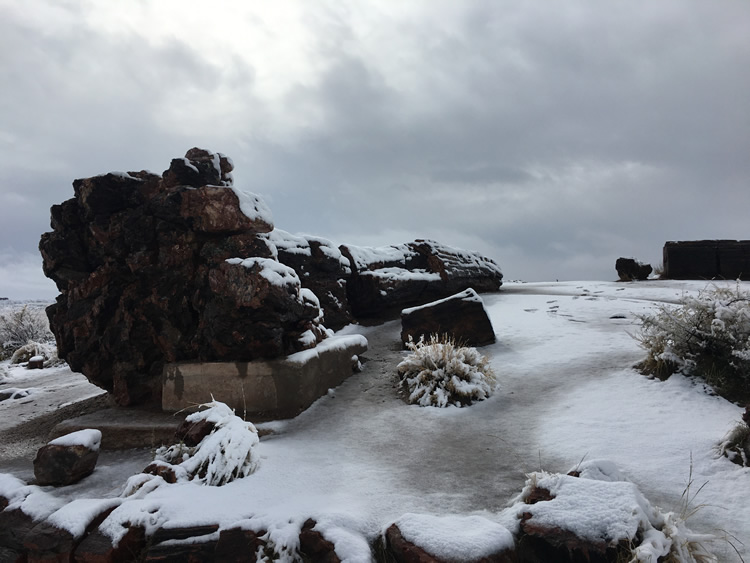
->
[40,149,503,407]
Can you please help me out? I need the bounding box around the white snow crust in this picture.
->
[360,267,441,282]
[49,428,102,450]
[401,287,484,316]
[226,257,300,289]
[287,334,368,365]
[393,513,514,560]
[230,188,273,225]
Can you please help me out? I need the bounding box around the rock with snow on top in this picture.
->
[33,430,102,486]
[615,257,652,281]
[385,514,515,563]
[400,288,496,347]
[341,239,503,318]
[39,148,326,407]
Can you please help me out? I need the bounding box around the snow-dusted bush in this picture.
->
[154,400,260,486]
[635,284,750,401]
[0,305,54,360]
[10,341,63,367]
[397,334,495,407]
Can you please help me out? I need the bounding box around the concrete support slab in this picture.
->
[162,335,368,418]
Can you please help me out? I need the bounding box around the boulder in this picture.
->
[615,258,652,281]
[400,288,496,347]
[341,239,503,318]
[33,429,101,486]
[40,149,326,407]
[214,528,267,562]
[299,519,341,563]
[384,516,515,563]
[73,525,146,563]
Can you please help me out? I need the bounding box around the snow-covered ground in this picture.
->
[1,280,748,560]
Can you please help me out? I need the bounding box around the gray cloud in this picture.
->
[1,0,748,299]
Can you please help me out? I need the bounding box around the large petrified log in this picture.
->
[663,240,750,280]
[341,240,503,318]
[40,149,325,407]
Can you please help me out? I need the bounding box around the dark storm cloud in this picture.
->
[1,0,749,298]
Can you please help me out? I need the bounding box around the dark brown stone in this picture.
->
[400,288,496,347]
[149,525,219,545]
[27,357,44,369]
[615,258,652,281]
[0,506,36,552]
[33,444,99,487]
[299,519,341,563]
[144,524,219,562]
[142,463,178,484]
[214,528,266,562]
[517,520,627,563]
[174,418,215,447]
[24,522,76,563]
[74,526,146,563]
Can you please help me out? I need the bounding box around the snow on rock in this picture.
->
[0,473,65,522]
[46,498,122,539]
[391,513,514,561]
[231,187,274,225]
[48,429,102,451]
[513,468,720,562]
[286,334,368,365]
[226,257,300,289]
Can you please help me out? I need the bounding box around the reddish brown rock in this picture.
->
[299,519,341,563]
[74,526,147,563]
[174,418,215,447]
[400,288,496,347]
[24,522,77,563]
[0,505,36,553]
[40,149,325,407]
[214,527,266,562]
[384,523,514,563]
[34,443,99,487]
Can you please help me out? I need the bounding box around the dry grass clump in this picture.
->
[397,334,495,407]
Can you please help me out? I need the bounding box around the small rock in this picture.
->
[28,355,45,369]
[33,430,101,486]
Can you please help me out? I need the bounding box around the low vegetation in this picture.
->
[0,304,54,361]
[397,334,495,407]
[634,283,750,402]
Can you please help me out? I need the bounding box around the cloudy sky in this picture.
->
[1,0,748,299]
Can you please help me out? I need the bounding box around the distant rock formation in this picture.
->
[663,240,750,280]
[615,257,652,281]
[40,149,503,408]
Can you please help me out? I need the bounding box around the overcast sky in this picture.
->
[1,0,749,299]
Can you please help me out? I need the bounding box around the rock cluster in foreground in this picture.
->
[0,456,713,562]
[39,148,503,407]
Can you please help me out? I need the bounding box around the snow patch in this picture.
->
[49,428,102,451]
[393,513,514,561]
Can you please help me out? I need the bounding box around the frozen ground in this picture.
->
[1,280,748,560]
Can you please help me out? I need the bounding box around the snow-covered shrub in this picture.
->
[154,400,260,486]
[635,284,750,401]
[718,408,750,466]
[10,341,63,367]
[397,334,495,407]
[0,305,54,360]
